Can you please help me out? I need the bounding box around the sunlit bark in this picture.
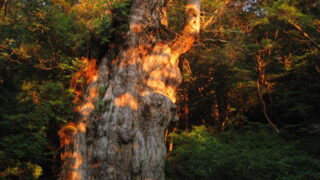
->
[287,20,320,50]
[256,54,280,134]
[59,57,102,180]
[59,0,200,179]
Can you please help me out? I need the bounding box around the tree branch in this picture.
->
[256,55,280,134]
[288,19,320,50]
[171,0,200,55]
[202,0,231,30]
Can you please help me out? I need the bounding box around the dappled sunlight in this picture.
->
[59,123,86,180]
[84,59,98,84]
[2,0,319,179]
[140,45,180,103]
[172,0,200,55]
[185,2,201,33]
[114,93,139,110]
[70,58,98,104]
[21,81,40,103]
[59,57,99,180]
[59,122,84,179]
[130,23,143,33]
[166,86,176,103]
[77,122,86,133]
[59,122,77,147]
[72,153,83,169]
[57,0,201,179]
[115,43,181,105]
[59,152,82,180]
[78,102,94,115]
[77,86,98,116]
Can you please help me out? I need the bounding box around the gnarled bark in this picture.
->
[59,0,200,179]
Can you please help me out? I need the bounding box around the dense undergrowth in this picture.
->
[166,125,320,180]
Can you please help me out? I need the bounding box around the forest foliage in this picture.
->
[166,125,320,180]
[0,0,319,179]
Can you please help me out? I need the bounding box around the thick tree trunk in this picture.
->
[59,0,200,179]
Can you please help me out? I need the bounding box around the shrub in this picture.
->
[166,125,320,180]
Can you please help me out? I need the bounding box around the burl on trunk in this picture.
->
[59,0,200,179]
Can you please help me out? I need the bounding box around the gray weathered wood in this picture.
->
[59,0,200,179]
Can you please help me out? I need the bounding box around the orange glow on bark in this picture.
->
[72,153,83,169]
[114,93,139,110]
[70,58,98,104]
[59,122,83,179]
[77,122,86,133]
[60,57,99,180]
[166,86,176,103]
[139,44,179,103]
[59,0,200,178]
[78,86,98,115]
[84,59,98,84]
[59,151,82,180]
[59,122,77,147]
